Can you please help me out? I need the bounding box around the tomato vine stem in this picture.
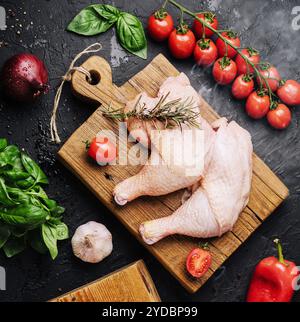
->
[168,0,275,102]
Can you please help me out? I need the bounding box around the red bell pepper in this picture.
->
[247,239,299,302]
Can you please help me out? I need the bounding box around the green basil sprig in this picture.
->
[67,4,147,59]
[0,139,69,259]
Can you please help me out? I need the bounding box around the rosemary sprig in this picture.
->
[101,92,201,128]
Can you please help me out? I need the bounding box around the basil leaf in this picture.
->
[3,170,30,181]
[0,145,20,168]
[15,176,36,189]
[21,153,48,185]
[0,138,8,152]
[54,222,69,241]
[116,12,147,56]
[6,187,31,204]
[3,236,26,258]
[126,45,148,60]
[41,198,57,211]
[29,228,48,254]
[42,223,58,260]
[92,4,120,23]
[67,6,114,36]
[51,206,65,217]
[0,225,10,249]
[0,178,17,206]
[0,205,48,229]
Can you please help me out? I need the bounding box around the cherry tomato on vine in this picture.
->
[267,103,291,130]
[168,25,196,59]
[232,74,254,100]
[216,31,241,59]
[186,248,212,278]
[147,9,174,42]
[194,38,218,66]
[235,47,261,75]
[245,90,270,119]
[193,12,218,38]
[87,136,117,165]
[256,64,281,92]
[277,80,300,106]
[212,57,237,85]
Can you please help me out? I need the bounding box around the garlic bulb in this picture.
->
[71,221,113,263]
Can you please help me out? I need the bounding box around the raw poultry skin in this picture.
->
[140,118,253,244]
[113,73,253,243]
[113,73,216,206]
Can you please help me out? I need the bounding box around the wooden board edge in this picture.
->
[49,260,160,302]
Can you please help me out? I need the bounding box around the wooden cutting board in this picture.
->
[58,54,289,293]
[51,260,160,302]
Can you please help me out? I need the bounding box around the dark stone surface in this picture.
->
[0,0,299,302]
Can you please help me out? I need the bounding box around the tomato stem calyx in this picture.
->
[218,56,231,69]
[242,73,254,82]
[225,30,238,39]
[154,8,168,20]
[198,38,211,50]
[247,47,259,57]
[176,22,189,34]
[83,140,91,150]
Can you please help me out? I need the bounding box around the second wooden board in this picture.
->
[58,54,289,293]
[51,260,160,302]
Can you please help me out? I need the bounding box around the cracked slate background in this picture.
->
[0,0,300,302]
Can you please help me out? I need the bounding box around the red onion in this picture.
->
[0,53,49,102]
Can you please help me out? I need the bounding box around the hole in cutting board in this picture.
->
[86,70,101,85]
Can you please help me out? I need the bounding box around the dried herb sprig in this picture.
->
[101,92,201,128]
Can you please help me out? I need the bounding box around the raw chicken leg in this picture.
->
[113,74,216,205]
[139,118,253,244]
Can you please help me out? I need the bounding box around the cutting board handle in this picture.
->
[71,56,122,107]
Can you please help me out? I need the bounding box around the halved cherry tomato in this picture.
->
[193,12,218,38]
[235,47,261,75]
[168,25,196,59]
[186,248,212,278]
[194,38,218,67]
[147,9,174,42]
[277,80,300,106]
[216,31,241,58]
[87,136,117,165]
[245,90,270,119]
[267,103,291,130]
[232,74,254,100]
[212,57,237,85]
[256,64,281,92]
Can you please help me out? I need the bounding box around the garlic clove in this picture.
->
[71,221,113,263]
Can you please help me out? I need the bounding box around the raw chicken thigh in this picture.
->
[140,118,253,244]
[113,73,253,243]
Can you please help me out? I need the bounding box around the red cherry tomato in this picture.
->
[87,136,117,165]
[267,103,291,130]
[216,31,241,58]
[256,64,281,92]
[212,57,237,85]
[193,12,218,38]
[245,91,270,119]
[235,47,261,75]
[147,10,174,42]
[194,38,218,67]
[168,26,196,59]
[186,248,212,278]
[277,80,300,106]
[232,74,254,100]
